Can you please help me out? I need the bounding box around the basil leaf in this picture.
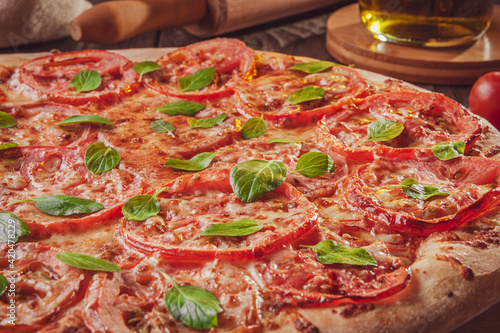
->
[13,195,104,216]
[188,113,227,129]
[0,212,31,242]
[179,67,215,92]
[57,115,113,126]
[133,61,161,82]
[164,152,216,171]
[151,120,175,133]
[0,142,18,151]
[288,61,336,74]
[162,272,222,330]
[362,120,404,145]
[292,152,335,178]
[70,70,101,93]
[287,85,324,104]
[0,274,7,297]
[230,160,287,203]
[431,141,465,161]
[200,219,263,237]
[85,142,121,174]
[268,138,305,144]
[305,240,378,266]
[122,187,166,221]
[154,101,205,116]
[393,178,451,201]
[56,252,121,272]
[0,111,17,128]
[241,117,267,140]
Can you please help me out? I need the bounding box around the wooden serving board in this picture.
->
[326,4,500,84]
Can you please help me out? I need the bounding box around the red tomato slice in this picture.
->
[317,91,482,162]
[121,168,318,261]
[16,50,139,106]
[341,156,500,235]
[235,65,369,127]
[144,38,255,101]
[0,243,89,327]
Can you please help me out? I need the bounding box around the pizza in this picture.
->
[0,38,499,333]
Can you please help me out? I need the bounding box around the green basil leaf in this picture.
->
[0,111,17,128]
[13,195,104,216]
[122,187,167,221]
[0,274,7,297]
[85,142,121,174]
[287,85,324,104]
[268,138,305,144]
[392,178,451,201]
[305,240,378,266]
[133,61,161,82]
[179,67,215,92]
[292,152,335,178]
[162,272,222,330]
[164,152,216,171]
[230,160,287,203]
[200,219,263,237]
[154,101,205,116]
[0,142,18,151]
[431,141,465,161]
[56,252,121,272]
[70,70,101,93]
[188,113,227,129]
[288,61,336,74]
[151,120,175,133]
[57,115,113,126]
[241,117,267,140]
[362,120,404,145]
[0,212,31,242]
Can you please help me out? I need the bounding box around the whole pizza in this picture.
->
[0,38,499,333]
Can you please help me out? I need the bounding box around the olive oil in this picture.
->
[359,0,494,47]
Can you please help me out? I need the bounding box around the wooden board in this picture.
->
[326,3,500,84]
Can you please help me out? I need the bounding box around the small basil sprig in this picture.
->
[153,101,205,116]
[133,61,161,82]
[164,149,228,171]
[57,115,113,126]
[188,113,227,129]
[268,138,305,144]
[85,142,121,174]
[162,272,222,330]
[288,85,324,104]
[304,240,378,266]
[56,252,121,272]
[70,70,101,93]
[230,160,287,203]
[431,141,465,161]
[0,142,18,151]
[288,61,335,74]
[292,152,335,178]
[361,120,404,146]
[122,187,167,221]
[151,120,175,133]
[392,178,450,201]
[0,212,31,242]
[0,111,17,128]
[0,274,7,297]
[179,67,215,92]
[200,219,262,237]
[12,195,104,216]
[241,117,267,140]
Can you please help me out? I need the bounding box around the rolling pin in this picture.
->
[70,0,344,44]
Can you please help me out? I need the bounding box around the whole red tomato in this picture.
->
[469,72,500,130]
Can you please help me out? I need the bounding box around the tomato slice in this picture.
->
[317,91,482,162]
[235,65,369,127]
[16,50,139,106]
[121,168,318,261]
[341,156,500,235]
[144,38,255,101]
[0,243,89,327]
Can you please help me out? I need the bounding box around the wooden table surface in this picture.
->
[0,0,498,331]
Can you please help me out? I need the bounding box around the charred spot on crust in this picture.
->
[435,254,475,281]
[339,303,376,318]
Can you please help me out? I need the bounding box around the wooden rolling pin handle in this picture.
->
[69,0,207,44]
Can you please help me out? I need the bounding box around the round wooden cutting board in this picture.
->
[326,4,500,84]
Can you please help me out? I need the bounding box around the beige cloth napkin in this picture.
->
[0,0,92,49]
